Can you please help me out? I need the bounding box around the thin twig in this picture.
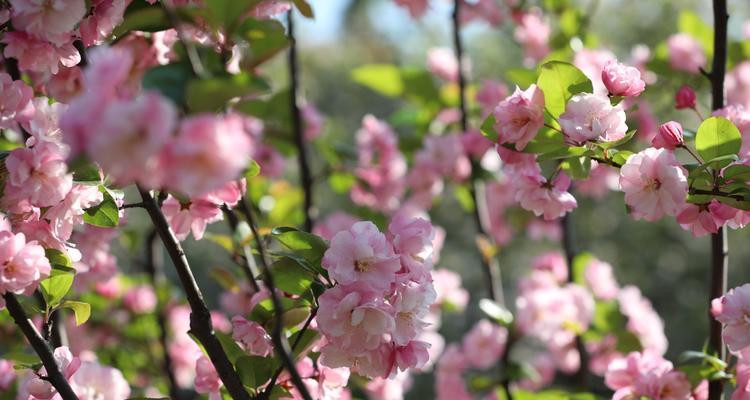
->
[137,186,250,400]
[3,293,79,400]
[222,205,262,292]
[160,0,208,79]
[241,197,313,400]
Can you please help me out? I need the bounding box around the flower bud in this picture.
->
[652,121,684,150]
[601,60,646,97]
[675,85,697,109]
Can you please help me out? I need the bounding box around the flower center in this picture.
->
[644,178,661,192]
[354,258,373,272]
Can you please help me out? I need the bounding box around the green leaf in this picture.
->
[236,355,278,390]
[267,257,315,296]
[83,186,120,228]
[695,117,742,168]
[722,164,750,181]
[70,161,102,184]
[328,172,356,194]
[60,301,91,326]
[39,264,76,309]
[215,331,246,364]
[536,61,593,118]
[571,252,595,286]
[350,64,404,98]
[514,390,598,400]
[562,156,592,180]
[292,0,314,18]
[113,3,170,37]
[287,329,319,359]
[271,227,328,266]
[517,128,566,154]
[678,10,713,57]
[186,73,270,112]
[612,150,634,166]
[597,130,637,149]
[45,248,73,269]
[453,185,475,212]
[478,298,513,326]
[142,62,193,106]
[204,0,258,31]
[536,145,588,161]
[505,68,538,88]
[245,160,261,178]
[480,115,498,142]
[239,19,290,67]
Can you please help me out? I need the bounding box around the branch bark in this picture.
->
[3,293,79,400]
[708,1,728,399]
[137,186,250,400]
[287,10,315,232]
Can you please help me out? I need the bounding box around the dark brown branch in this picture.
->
[3,293,79,400]
[73,40,88,68]
[287,11,315,232]
[708,2,729,399]
[241,198,312,400]
[137,187,250,400]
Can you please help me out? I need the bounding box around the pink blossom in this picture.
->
[727,61,750,109]
[573,48,615,95]
[513,10,550,65]
[317,283,395,352]
[2,31,80,74]
[493,84,545,151]
[634,100,659,143]
[427,47,459,82]
[732,362,750,400]
[0,72,34,129]
[251,0,292,19]
[676,203,721,237]
[44,184,103,241]
[414,135,471,182]
[80,45,135,101]
[576,162,620,199]
[0,231,51,295]
[393,0,428,18]
[604,351,672,392]
[78,0,127,46]
[531,251,568,283]
[713,283,750,352]
[320,341,393,379]
[87,92,177,187]
[516,283,594,345]
[0,359,14,390]
[515,354,556,391]
[123,285,157,314]
[559,93,628,145]
[462,319,507,369]
[194,355,222,399]
[9,0,86,42]
[42,66,83,103]
[28,346,81,399]
[388,214,436,281]
[231,316,273,357]
[601,60,646,97]
[366,372,411,400]
[675,85,698,110]
[160,113,252,197]
[160,194,223,241]
[584,259,619,300]
[391,281,435,345]
[313,212,360,241]
[514,170,578,220]
[72,226,118,286]
[667,33,706,74]
[5,140,72,208]
[301,103,324,141]
[652,121,685,150]
[432,268,469,311]
[69,360,131,400]
[322,221,401,291]
[619,147,688,222]
[618,286,668,355]
[475,80,508,117]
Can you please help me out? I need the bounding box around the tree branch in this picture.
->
[261,308,317,400]
[708,2,729,399]
[287,10,315,232]
[137,186,250,400]
[3,293,79,400]
[240,198,313,400]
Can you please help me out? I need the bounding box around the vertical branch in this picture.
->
[287,10,315,232]
[143,229,183,400]
[561,213,588,389]
[451,0,504,305]
[708,1,729,399]
[239,199,313,400]
[137,187,250,400]
[3,293,79,400]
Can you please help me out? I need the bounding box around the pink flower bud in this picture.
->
[601,60,646,97]
[675,85,697,109]
[652,121,684,150]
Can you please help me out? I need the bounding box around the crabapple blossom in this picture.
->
[584,259,619,300]
[462,319,507,369]
[667,33,707,73]
[0,231,50,295]
[712,283,750,352]
[514,170,578,220]
[69,360,132,399]
[194,355,222,400]
[391,281,435,345]
[676,203,721,237]
[27,346,81,399]
[475,80,508,117]
[44,184,103,241]
[601,60,646,97]
[9,0,86,42]
[432,268,469,311]
[733,362,750,400]
[4,140,73,208]
[573,48,615,95]
[652,121,684,150]
[559,93,628,145]
[427,47,459,82]
[123,285,157,314]
[2,31,80,74]
[231,316,273,357]
[675,85,697,110]
[604,351,693,400]
[413,135,471,182]
[78,0,128,46]
[619,147,688,222]
[0,72,33,129]
[160,195,224,241]
[576,162,619,199]
[493,84,546,151]
[513,10,551,64]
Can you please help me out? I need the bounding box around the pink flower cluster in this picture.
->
[493,84,545,151]
[620,147,688,222]
[605,351,705,400]
[61,47,252,197]
[318,216,437,378]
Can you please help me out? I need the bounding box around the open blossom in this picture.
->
[9,0,85,41]
[0,359,14,390]
[2,31,80,74]
[231,316,273,357]
[0,72,34,129]
[78,0,128,46]
[70,360,131,399]
[559,93,628,145]
[513,10,550,64]
[160,113,252,197]
[668,33,706,74]
[388,214,435,280]
[605,351,692,400]
[194,355,222,399]
[675,85,697,109]
[652,121,684,150]
[733,362,750,400]
[27,346,81,399]
[493,84,545,151]
[427,47,459,82]
[620,147,688,222]
[5,140,72,208]
[88,92,177,187]
[462,319,507,369]
[601,60,646,97]
[712,283,750,352]
[0,231,51,295]
[676,202,721,237]
[573,48,615,95]
[514,170,578,220]
[392,282,435,345]
[322,221,401,291]
[584,259,619,300]
[160,194,223,241]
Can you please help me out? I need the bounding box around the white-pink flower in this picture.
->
[584,259,619,300]
[712,283,750,353]
[69,360,131,400]
[667,33,706,74]
[160,194,223,241]
[2,31,80,74]
[619,147,688,222]
[0,72,33,129]
[514,170,578,220]
[231,316,273,357]
[5,140,72,208]
[462,319,507,369]
[0,231,51,295]
[559,93,628,145]
[493,84,545,151]
[601,60,646,97]
[9,0,86,42]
